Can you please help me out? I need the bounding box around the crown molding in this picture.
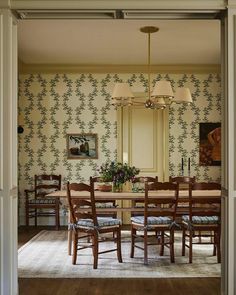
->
[19,63,221,74]
[10,1,227,10]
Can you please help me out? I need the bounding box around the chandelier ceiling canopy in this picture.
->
[111,26,192,109]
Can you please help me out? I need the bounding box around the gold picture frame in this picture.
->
[67,133,98,159]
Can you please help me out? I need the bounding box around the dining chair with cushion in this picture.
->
[130,181,179,265]
[169,176,196,190]
[25,174,61,230]
[90,176,117,218]
[68,177,118,255]
[131,176,158,216]
[67,182,122,269]
[181,181,221,263]
[169,176,196,223]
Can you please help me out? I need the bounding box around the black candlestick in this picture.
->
[181,158,184,175]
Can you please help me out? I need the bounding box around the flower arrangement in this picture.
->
[99,161,140,192]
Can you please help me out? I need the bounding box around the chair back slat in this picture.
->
[67,182,97,226]
[90,176,116,209]
[169,176,196,184]
[131,176,158,216]
[144,181,179,224]
[35,174,61,197]
[192,182,221,190]
[90,176,103,183]
[75,212,93,220]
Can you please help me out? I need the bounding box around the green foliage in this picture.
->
[99,161,140,184]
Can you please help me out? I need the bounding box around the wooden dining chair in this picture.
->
[130,181,179,265]
[25,174,61,230]
[67,182,122,269]
[131,176,158,217]
[169,176,196,223]
[169,176,196,190]
[181,182,221,263]
[90,176,117,218]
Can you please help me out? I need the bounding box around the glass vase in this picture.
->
[112,182,123,193]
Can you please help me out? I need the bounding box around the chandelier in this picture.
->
[111,26,192,109]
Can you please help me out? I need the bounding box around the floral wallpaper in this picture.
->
[18,72,221,221]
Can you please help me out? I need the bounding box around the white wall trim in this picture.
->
[0,14,3,191]
[0,196,3,295]
[0,8,18,295]
[10,0,227,10]
[225,7,236,295]
[18,63,221,74]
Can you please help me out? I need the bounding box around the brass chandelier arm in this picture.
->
[111,26,192,109]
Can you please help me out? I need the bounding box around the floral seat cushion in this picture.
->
[182,215,219,224]
[131,216,172,225]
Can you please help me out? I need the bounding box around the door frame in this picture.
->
[1,1,234,294]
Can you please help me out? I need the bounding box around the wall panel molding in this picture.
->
[19,62,221,74]
[10,1,227,11]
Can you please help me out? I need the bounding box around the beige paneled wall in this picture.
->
[121,106,164,179]
[18,72,221,224]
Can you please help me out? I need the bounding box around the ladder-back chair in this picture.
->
[130,181,179,265]
[25,174,61,230]
[181,182,221,263]
[67,182,122,269]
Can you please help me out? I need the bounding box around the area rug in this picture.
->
[18,230,220,278]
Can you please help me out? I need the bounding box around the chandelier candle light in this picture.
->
[111,26,192,109]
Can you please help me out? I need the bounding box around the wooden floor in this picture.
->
[18,226,221,295]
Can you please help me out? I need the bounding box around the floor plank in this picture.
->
[18,226,221,295]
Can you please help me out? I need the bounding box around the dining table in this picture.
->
[46,189,221,255]
[46,189,221,214]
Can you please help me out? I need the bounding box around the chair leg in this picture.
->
[93,232,99,269]
[216,230,221,263]
[213,232,217,256]
[198,230,202,243]
[170,230,175,263]
[160,231,164,256]
[189,230,193,264]
[182,227,186,256]
[72,231,78,265]
[55,200,60,230]
[25,203,29,227]
[68,229,72,255]
[144,229,148,265]
[116,228,122,263]
[34,208,37,227]
[130,226,135,258]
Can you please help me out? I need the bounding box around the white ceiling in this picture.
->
[18,19,221,65]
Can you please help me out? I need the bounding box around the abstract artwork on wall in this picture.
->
[199,122,221,166]
[67,133,98,159]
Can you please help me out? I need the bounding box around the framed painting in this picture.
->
[199,122,221,166]
[67,133,98,159]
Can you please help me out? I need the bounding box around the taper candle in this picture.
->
[181,158,184,171]
[188,158,190,172]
